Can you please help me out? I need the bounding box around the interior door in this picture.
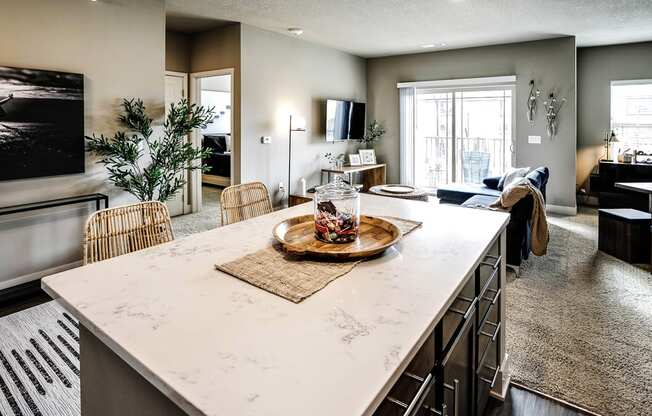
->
[164,73,188,216]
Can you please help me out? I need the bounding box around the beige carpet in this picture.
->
[171,186,222,237]
[506,207,652,415]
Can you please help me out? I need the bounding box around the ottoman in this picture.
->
[598,208,651,263]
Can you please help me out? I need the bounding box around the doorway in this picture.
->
[414,87,513,190]
[164,71,189,216]
[190,69,234,213]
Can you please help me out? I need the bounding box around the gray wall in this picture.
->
[367,37,577,209]
[191,24,242,184]
[166,31,191,73]
[577,42,652,191]
[0,0,165,288]
[240,25,367,205]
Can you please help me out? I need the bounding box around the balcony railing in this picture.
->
[419,136,506,188]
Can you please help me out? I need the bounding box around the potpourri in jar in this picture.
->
[313,176,360,244]
[315,201,359,243]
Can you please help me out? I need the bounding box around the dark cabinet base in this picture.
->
[375,233,506,416]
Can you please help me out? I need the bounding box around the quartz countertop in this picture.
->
[42,195,509,416]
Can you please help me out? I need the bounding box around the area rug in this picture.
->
[506,207,652,415]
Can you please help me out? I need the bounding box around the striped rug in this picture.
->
[0,301,79,416]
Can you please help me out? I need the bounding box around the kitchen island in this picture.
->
[42,194,510,416]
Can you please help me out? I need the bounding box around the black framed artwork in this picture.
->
[0,66,84,181]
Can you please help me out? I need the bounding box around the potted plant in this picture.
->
[358,120,386,148]
[324,152,346,169]
[86,98,215,202]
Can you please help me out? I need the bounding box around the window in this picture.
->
[399,77,514,190]
[611,80,652,152]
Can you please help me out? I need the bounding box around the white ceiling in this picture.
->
[165,0,652,57]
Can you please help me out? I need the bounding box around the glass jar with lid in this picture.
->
[314,176,360,243]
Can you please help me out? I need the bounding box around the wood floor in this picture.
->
[0,282,51,318]
[484,386,586,416]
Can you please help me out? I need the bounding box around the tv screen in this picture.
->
[326,99,365,141]
[0,66,84,181]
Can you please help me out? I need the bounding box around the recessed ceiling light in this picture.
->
[288,28,304,36]
[440,42,447,47]
[420,44,435,48]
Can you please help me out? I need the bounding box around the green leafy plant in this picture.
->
[324,152,345,167]
[86,98,215,202]
[359,120,386,146]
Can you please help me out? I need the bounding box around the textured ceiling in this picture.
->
[165,0,652,57]
[166,13,232,33]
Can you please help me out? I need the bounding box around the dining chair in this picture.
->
[220,182,273,226]
[83,201,174,265]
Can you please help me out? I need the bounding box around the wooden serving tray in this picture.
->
[273,215,402,259]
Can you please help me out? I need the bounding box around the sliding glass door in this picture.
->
[413,86,513,190]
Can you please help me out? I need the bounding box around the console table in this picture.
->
[0,193,109,217]
[321,163,386,191]
[591,161,652,210]
[0,193,109,302]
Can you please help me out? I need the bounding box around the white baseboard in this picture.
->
[546,204,577,216]
[0,261,83,291]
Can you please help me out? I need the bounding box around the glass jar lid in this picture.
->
[316,175,358,199]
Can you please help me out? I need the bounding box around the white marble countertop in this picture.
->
[42,195,509,416]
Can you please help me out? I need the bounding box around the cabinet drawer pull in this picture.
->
[442,305,476,367]
[449,297,477,321]
[482,288,501,306]
[477,321,501,369]
[443,379,460,416]
[479,321,501,343]
[480,254,501,270]
[479,365,501,389]
[387,373,434,416]
[479,266,500,299]
[423,404,447,416]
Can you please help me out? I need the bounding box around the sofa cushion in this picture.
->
[461,194,499,208]
[482,176,501,190]
[525,166,549,198]
[436,183,501,205]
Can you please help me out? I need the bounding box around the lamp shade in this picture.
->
[291,116,306,131]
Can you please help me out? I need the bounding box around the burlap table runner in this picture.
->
[215,217,422,303]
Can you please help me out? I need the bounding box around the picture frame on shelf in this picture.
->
[348,153,362,166]
[358,149,376,165]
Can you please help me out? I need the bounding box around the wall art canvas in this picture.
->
[0,66,84,181]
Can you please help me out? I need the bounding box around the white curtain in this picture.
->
[399,87,415,185]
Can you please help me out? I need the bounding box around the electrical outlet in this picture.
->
[261,136,272,144]
[278,182,285,195]
[528,135,542,144]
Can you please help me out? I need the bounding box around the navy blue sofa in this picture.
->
[436,167,549,266]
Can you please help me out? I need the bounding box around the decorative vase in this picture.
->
[546,121,557,137]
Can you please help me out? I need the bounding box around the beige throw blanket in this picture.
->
[490,179,549,256]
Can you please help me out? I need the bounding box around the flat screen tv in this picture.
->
[0,66,84,181]
[326,99,365,141]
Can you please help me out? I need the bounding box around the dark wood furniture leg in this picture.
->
[363,165,387,191]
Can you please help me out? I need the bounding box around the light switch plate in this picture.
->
[261,136,272,144]
[528,135,541,144]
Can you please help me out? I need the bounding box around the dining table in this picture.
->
[42,194,510,416]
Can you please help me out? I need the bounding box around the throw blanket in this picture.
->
[490,178,549,256]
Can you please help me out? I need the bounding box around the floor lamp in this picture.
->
[288,115,306,206]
